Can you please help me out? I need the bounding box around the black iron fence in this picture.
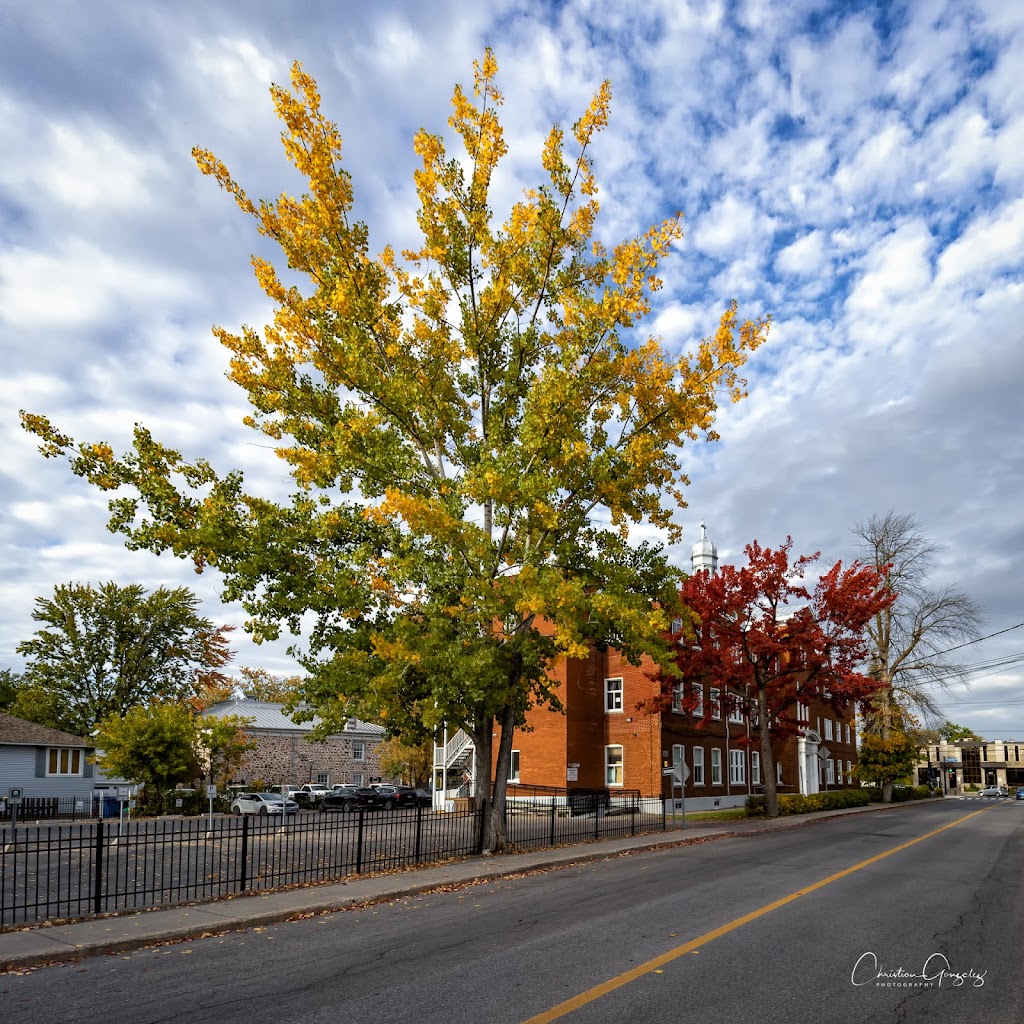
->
[1,795,668,926]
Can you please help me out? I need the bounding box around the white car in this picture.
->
[978,785,1008,798]
[230,792,300,815]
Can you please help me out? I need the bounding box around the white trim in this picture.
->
[605,677,624,714]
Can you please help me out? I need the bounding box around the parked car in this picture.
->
[317,786,383,813]
[230,792,300,815]
[978,785,1008,797]
[1015,788,1024,800]
[271,785,301,801]
[295,784,333,807]
[374,785,421,810]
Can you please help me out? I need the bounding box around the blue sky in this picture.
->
[1,0,1022,736]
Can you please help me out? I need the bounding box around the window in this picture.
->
[729,749,746,785]
[605,677,623,713]
[824,719,833,741]
[315,772,330,786]
[845,723,851,745]
[752,751,761,785]
[692,747,705,785]
[710,688,721,720]
[846,761,852,785]
[47,748,83,776]
[509,750,520,783]
[826,759,836,784]
[728,699,744,724]
[605,745,623,786]
[352,773,364,786]
[711,748,722,785]
[777,762,783,784]
[352,740,366,762]
[671,683,684,713]
[692,683,704,718]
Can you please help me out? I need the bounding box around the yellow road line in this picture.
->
[521,808,991,1024]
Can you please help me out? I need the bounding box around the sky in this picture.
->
[1,0,1022,738]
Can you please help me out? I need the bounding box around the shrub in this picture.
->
[745,788,871,816]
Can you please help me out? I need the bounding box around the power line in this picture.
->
[933,621,1024,656]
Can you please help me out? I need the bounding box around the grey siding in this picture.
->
[0,745,97,800]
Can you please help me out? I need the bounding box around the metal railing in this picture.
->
[0,794,670,927]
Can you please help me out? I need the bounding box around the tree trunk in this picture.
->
[757,686,780,818]
[468,718,494,854]
[879,684,893,803]
[482,702,517,853]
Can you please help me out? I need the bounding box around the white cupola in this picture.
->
[691,521,718,574]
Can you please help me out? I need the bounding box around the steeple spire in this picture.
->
[691,520,718,574]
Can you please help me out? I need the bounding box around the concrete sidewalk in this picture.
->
[0,801,912,971]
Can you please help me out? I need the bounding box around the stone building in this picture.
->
[201,699,390,789]
[916,738,1024,793]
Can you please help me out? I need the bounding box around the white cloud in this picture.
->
[691,194,775,259]
[776,230,827,276]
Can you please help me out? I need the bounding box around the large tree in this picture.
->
[15,582,233,736]
[21,54,768,850]
[667,539,894,818]
[852,511,982,801]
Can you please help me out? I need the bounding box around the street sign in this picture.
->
[206,784,218,798]
[8,787,23,804]
[663,763,690,785]
[817,746,832,761]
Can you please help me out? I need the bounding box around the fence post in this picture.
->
[549,797,556,847]
[631,795,637,837]
[93,820,105,915]
[662,795,666,830]
[355,810,365,874]
[239,814,249,893]
[414,803,423,862]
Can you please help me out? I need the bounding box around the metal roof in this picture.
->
[200,699,385,737]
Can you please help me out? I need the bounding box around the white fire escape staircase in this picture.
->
[433,727,476,805]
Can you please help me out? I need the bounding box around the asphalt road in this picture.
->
[3,799,1021,1023]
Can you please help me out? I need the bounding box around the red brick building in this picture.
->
[447,524,860,809]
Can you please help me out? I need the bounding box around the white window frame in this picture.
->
[47,748,83,777]
[692,746,705,785]
[509,749,520,783]
[826,759,836,785]
[692,683,704,718]
[845,723,851,744]
[752,751,761,785]
[352,740,366,762]
[847,760,852,785]
[315,772,330,786]
[352,772,365,786]
[605,677,623,714]
[777,761,783,784]
[605,745,624,786]
[711,748,722,785]
[824,719,833,741]
[710,688,722,720]
[729,749,746,784]
[671,682,684,714]
[728,698,744,724]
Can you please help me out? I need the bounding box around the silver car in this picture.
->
[978,785,1008,798]
[230,792,300,815]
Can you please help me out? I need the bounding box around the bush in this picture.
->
[745,788,871,816]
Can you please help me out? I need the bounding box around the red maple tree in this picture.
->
[668,538,895,818]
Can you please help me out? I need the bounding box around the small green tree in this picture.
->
[855,732,921,790]
[196,714,255,787]
[94,704,201,808]
[939,720,984,743]
[376,735,434,787]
